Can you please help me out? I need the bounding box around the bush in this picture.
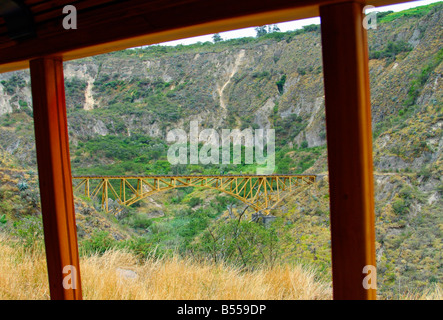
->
[392,198,409,215]
[129,213,153,229]
[418,166,432,180]
[302,24,320,33]
[178,209,210,242]
[404,48,443,107]
[17,181,29,191]
[369,41,412,60]
[117,237,161,260]
[11,215,44,250]
[0,75,26,95]
[276,74,286,94]
[79,231,117,256]
[0,214,7,225]
[188,196,202,208]
[198,217,283,269]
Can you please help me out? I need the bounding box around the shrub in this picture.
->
[17,181,29,191]
[80,231,117,256]
[369,41,412,60]
[297,67,306,76]
[129,214,153,229]
[1,75,26,95]
[276,74,286,94]
[117,237,161,260]
[392,198,409,215]
[198,217,283,269]
[188,197,202,207]
[418,166,432,180]
[11,215,44,250]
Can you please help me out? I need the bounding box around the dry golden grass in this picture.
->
[400,285,442,300]
[0,238,331,300]
[1,238,440,300]
[81,251,332,300]
[0,241,50,299]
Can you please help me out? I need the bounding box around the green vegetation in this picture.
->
[212,33,223,43]
[377,2,441,23]
[65,78,87,110]
[1,75,26,95]
[71,134,167,175]
[196,215,284,269]
[404,48,443,107]
[276,74,286,94]
[369,40,412,60]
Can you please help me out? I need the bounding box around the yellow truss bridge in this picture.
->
[72,174,316,215]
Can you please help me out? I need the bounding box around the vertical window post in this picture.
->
[30,57,82,300]
[320,1,377,300]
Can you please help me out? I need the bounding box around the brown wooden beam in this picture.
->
[0,0,415,73]
[320,1,376,300]
[30,57,82,300]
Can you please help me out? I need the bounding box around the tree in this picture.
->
[199,204,282,269]
[255,26,267,37]
[255,24,281,38]
[212,33,223,42]
[270,24,280,33]
[276,74,286,94]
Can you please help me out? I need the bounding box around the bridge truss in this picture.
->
[72,174,316,215]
